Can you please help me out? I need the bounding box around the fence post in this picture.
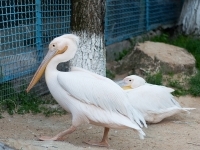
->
[10,0,15,27]
[145,0,149,31]
[35,0,43,62]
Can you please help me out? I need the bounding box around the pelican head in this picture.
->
[122,75,146,90]
[26,34,79,92]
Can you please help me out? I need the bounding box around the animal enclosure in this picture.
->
[105,0,183,45]
[0,0,71,100]
[0,0,183,100]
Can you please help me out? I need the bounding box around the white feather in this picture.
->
[58,70,146,128]
[121,75,195,123]
[41,34,147,140]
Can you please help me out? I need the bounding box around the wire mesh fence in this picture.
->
[105,0,183,45]
[0,0,183,100]
[0,0,70,100]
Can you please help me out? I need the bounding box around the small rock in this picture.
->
[110,41,196,76]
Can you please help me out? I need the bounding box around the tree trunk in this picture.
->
[178,0,200,35]
[70,0,106,76]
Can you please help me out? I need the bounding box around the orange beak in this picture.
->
[26,46,67,92]
[121,86,132,90]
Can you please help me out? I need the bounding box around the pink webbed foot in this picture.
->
[83,127,110,147]
[38,136,66,141]
[38,125,76,141]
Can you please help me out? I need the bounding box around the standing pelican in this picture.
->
[121,75,195,123]
[26,34,146,147]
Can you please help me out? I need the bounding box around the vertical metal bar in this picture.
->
[35,0,43,62]
[10,0,15,27]
[145,0,149,31]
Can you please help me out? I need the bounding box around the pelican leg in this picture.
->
[84,127,110,147]
[39,125,76,141]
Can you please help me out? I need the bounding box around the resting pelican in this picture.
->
[26,34,147,147]
[121,75,195,123]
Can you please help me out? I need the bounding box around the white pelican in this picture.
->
[121,75,195,123]
[122,75,146,89]
[26,34,147,147]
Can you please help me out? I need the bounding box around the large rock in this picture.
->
[110,41,196,76]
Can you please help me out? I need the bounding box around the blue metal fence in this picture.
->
[0,0,183,100]
[105,0,183,45]
[0,0,70,99]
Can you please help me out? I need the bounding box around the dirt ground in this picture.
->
[0,96,200,150]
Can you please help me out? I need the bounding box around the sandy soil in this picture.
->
[0,96,200,150]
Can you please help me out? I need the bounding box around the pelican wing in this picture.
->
[71,67,117,86]
[145,83,175,93]
[57,71,146,127]
[125,84,180,113]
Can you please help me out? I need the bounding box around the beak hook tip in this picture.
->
[26,88,30,93]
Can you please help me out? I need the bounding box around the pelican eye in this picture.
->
[129,79,131,81]
[53,44,55,47]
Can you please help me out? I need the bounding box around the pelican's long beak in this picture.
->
[122,86,132,90]
[116,80,132,90]
[26,46,67,92]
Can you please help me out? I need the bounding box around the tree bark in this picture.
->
[70,0,106,76]
[178,0,200,35]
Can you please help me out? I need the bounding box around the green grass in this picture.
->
[145,72,163,85]
[189,71,200,96]
[151,34,200,70]
[167,79,188,96]
[41,106,67,117]
[0,82,15,100]
[144,72,200,97]
[145,73,189,97]
[114,39,136,61]
[114,49,129,61]
[106,70,115,79]
[0,82,66,118]
[150,34,200,96]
